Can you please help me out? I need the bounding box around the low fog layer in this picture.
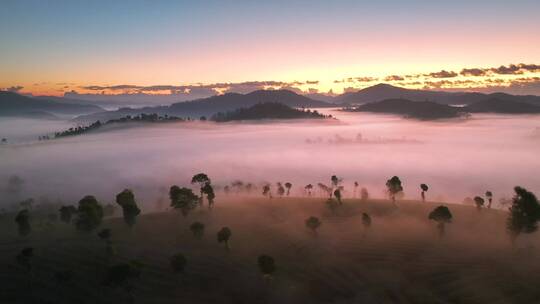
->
[1,110,539,208]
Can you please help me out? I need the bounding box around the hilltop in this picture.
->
[211,102,331,122]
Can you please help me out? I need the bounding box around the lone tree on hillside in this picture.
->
[262,184,272,198]
[360,188,369,201]
[485,191,493,209]
[305,216,322,234]
[284,182,292,196]
[334,189,342,204]
[116,189,141,227]
[201,182,215,208]
[75,195,104,232]
[277,183,285,197]
[386,176,403,205]
[217,227,232,250]
[191,173,211,205]
[507,186,540,244]
[353,181,359,197]
[474,196,485,211]
[169,186,199,216]
[257,255,276,278]
[362,213,372,229]
[15,209,31,237]
[420,184,429,202]
[190,222,205,239]
[59,205,77,223]
[170,253,187,274]
[429,205,453,237]
[305,184,313,196]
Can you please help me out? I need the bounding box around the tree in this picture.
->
[257,255,276,277]
[116,189,141,227]
[353,181,359,197]
[334,189,342,204]
[75,195,104,232]
[360,188,369,201]
[386,176,403,205]
[191,173,210,205]
[16,247,34,273]
[201,182,215,208]
[169,186,199,216]
[429,206,452,237]
[305,216,321,234]
[217,227,232,250]
[59,205,77,223]
[331,175,340,188]
[276,183,285,197]
[507,186,540,244]
[223,185,231,195]
[318,183,332,198]
[98,228,114,257]
[420,184,429,202]
[104,261,143,301]
[485,191,493,208]
[305,184,313,196]
[284,182,292,196]
[170,253,187,274]
[262,184,272,198]
[15,209,31,236]
[190,222,205,239]
[362,213,372,229]
[474,196,484,211]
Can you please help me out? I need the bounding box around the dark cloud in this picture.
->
[384,75,405,81]
[428,70,458,78]
[460,68,487,77]
[490,64,523,75]
[5,85,24,92]
[518,63,540,72]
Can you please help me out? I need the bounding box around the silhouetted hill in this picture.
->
[0,91,104,117]
[335,83,540,106]
[464,98,540,114]
[347,98,464,120]
[75,90,331,123]
[211,102,330,122]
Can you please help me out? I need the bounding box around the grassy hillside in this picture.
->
[2,197,540,304]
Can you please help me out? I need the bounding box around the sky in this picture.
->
[1,0,540,97]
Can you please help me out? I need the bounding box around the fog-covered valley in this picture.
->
[1,109,539,209]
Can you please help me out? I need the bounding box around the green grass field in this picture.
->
[2,197,540,304]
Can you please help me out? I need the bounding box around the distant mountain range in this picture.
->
[348,96,540,119]
[0,91,104,118]
[75,90,332,123]
[333,83,540,106]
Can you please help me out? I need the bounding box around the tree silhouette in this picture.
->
[284,182,292,196]
[331,175,340,188]
[169,186,199,216]
[116,189,141,227]
[170,253,187,274]
[75,195,104,232]
[217,227,232,250]
[353,181,359,198]
[276,182,285,198]
[191,173,210,205]
[420,184,429,202]
[257,255,276,278]
[474,196,485,211]
[59,205,77,223]
[15,209,31,236]
[98,228,114,258]
[360,188,369,201]
[190,222,205,239]
[318,183,332,198]
[386,176,403,205]
[485,191,493,209]
[429,206,452,237]
[104,260,143,302]
[305,216,322,234]
[507,186,540,244]
[201,182,215,208]
[262,184,272,199]
[305,184,313,196]
[334,189,342,204]
[362,213,372,229]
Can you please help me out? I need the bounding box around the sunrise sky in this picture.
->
[1,0,539,96]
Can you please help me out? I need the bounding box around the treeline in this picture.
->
[211,102,331,122]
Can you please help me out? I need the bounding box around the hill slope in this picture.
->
[347,98,464,119]
[0,91,104,117]
[464,97,540,114]
[211,102,330,122]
